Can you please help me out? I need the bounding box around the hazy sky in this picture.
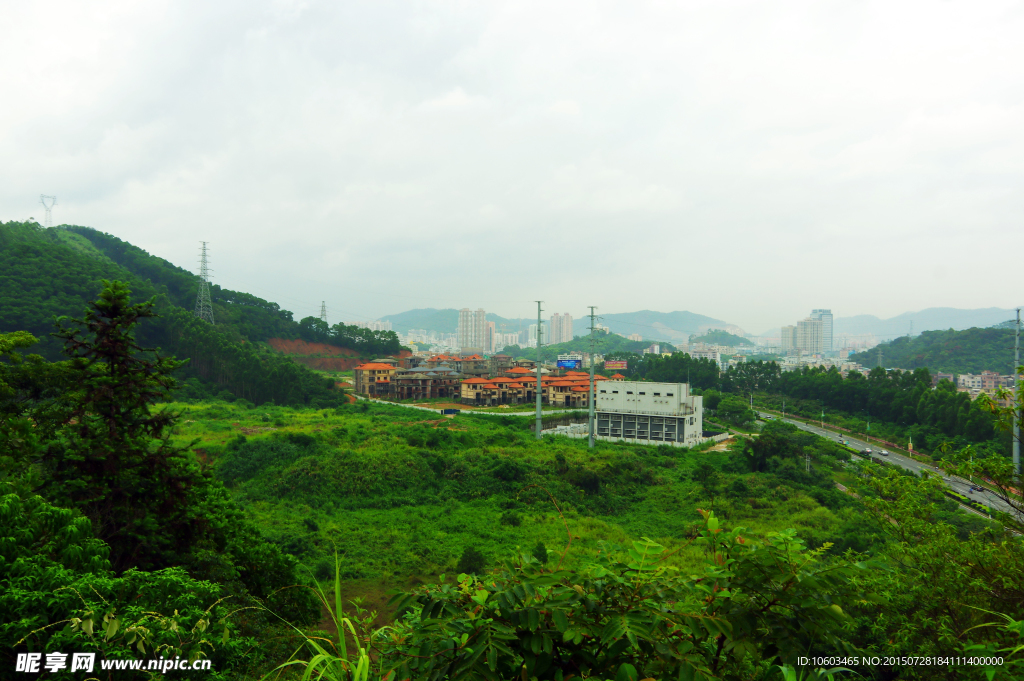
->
[3,0,1023,334]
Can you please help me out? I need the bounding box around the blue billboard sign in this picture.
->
[557,359,582,370]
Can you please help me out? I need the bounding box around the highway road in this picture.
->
[756,411,1016,518]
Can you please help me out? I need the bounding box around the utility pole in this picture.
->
[535,301,543,440]
[194,242,215,324]
[1015,308,1021,477]
[588,306,597,448]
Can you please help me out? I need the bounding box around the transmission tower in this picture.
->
[194,242,215,324]
[39,195,57,227]
[320,301,328,323]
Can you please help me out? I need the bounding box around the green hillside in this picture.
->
[498,330,673,360]
[0,221,346,405]
[688,328,753,346]
[849,327,1018,375]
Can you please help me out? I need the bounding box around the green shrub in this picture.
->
[456,546,486,574]
[531,541,548,564]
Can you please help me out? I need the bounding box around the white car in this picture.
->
[880,450,889,456]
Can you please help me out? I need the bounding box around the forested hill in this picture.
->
[0,220,394,405]
[1,222,300,358]
[849,326,1018,375]
[688,329,753,346]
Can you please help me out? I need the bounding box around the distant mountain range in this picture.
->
[380,309,529,334]
[571,310,742,343]
[833,307,1017,340]
[385,306,1019,347]
[756,307,1017,342]
[381,308,743,343]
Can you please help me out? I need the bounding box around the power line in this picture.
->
[194,242,215,325]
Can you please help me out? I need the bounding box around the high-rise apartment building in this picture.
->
[549,313,574,344]
[527,323,549,348]
[458,308,486,350]
[780,325,797,353]
[796,317,823,354]
[484,321,496,352]
[810,309,833,352]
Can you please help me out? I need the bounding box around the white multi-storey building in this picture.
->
[350,320,393,332]
[796,317,823,354]
[458,308,486,350]
[595,380,703,447]
[810,309,833,352]
[527,322,549,348]
[549,313,574,344]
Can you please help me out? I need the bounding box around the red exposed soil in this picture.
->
[267,338,358,356]
[293,356,363,371]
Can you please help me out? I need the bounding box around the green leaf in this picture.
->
[615,662,638,681]
[552,609,569,632]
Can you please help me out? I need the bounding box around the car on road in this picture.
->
[880,450,889,456]
[862,449,872,455]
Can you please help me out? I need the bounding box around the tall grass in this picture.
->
[264,553,375,681]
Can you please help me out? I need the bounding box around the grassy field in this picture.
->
[166,398,892,623]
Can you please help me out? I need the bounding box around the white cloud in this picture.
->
[2,0,1023,330]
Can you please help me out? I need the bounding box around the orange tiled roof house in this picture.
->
[460,370,608,407]
[352,362,397,397]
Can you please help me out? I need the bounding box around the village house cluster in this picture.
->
[352,353,632,409]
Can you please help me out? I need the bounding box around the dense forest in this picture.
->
[607,352,1004,457]
[850,326,1019,374]
[687,329,753,346]
[0,288,319,678]
[0,221,403,404]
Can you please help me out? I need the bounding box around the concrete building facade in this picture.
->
[780,325,797,354]
[549,313,574,344]
[595,380,703,446]
[810,309,833,352]
[796,317,823,354]
[458,308,486,350]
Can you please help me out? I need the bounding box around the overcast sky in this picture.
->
[3,0,1023,334]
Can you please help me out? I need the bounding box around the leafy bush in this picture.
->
[456,546,486,575]
[383,511,871,681]
[499,511,522,527]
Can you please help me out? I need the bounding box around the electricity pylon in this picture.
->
[194,242,215,324]
[320,301,328,323]
[40,195,57,227]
